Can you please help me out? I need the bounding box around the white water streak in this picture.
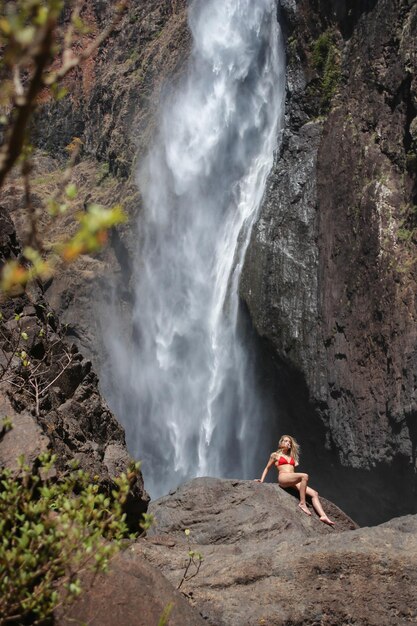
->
[105,0,285,497]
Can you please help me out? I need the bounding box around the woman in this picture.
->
[257,435,335,526]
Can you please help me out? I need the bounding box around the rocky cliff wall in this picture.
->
[241,0,417,523]
[0,206,149,526]
[18,0,191,364]
[36,0,189,176]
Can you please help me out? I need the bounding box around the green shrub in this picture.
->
[0,453,140,625]
[397,227,417,242]
[312,30,341,113]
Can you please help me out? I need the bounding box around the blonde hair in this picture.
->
[277,435,300,464]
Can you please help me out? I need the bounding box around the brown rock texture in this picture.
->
[317,0,417,468]
[0,154,133,359]
[36,0,190,176]
[1,0,191,367]
[56,547,207,626]
[137,478,417,626]
[0,394,49,471]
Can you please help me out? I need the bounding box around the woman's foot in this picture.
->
[298,502,311,516]
[319,515,335,526]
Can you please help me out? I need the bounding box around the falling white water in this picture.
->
[104,0,285,497]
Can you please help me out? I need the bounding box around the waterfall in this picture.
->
[105,0,285,497]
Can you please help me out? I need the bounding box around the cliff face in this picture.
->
[317,0,417,465]
[241,0,417,522]
[25,0,190,364]
[36,0,189,176]
[0,206,149,525]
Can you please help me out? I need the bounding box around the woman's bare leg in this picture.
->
[297,474,310,515]
[279,473,311,515]
[296,485,335,525]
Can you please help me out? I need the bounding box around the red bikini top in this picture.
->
[276,455,295,467]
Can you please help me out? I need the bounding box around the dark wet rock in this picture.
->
[135,478,417,626]
[315,0,417,470]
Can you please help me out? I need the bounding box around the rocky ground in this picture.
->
[62,478,417,626]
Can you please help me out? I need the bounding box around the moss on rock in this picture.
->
[311,29,341,113]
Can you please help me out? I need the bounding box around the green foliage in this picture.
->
[397,227,417,242]
[312,30,341,113]
[286,35,297,60]
[97,161,110,183]
[0,201,127,293]
[0,453,141,625]
[0,1,63,50]
[58,203,127,262]
[139,512,155,533]
[128,13,139,25]
[398,227,412,241]
[312,31,333,72]
[397,204,417,246]
[0,415,13,439]
[128,50,139,65]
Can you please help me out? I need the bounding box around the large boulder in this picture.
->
[0,394,49,471]
[133,478,417,626]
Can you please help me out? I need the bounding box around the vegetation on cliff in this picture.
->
[0,0,128,296]
[311,29,341,113]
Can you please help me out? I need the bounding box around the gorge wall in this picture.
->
[241,0,417,523]
[15,0,417,525]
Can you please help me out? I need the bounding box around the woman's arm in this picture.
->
[258,455,275,482]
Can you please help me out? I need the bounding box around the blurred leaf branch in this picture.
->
[0,0,129,296]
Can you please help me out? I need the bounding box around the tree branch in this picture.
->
[0,18,56,190]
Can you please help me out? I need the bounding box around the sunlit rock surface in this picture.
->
[137,478,416,626]
[56,548,206,626]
